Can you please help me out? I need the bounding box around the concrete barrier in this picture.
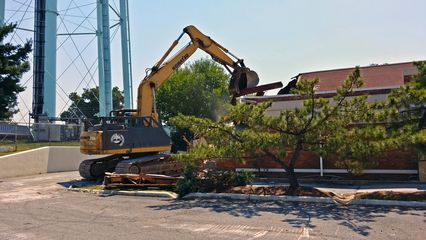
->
[0,147,104,179]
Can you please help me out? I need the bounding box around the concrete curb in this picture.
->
[350,199,426,208]
[184,192,426,208]
[67,187,177,199]
[184,192,335,204]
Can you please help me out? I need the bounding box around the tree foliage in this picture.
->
[0,23,32,120]
[156,58,230,150]
[60,86,124,122]
[385,61,426,153]
[171,67,397,189]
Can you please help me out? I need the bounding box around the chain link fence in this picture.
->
[0,121,83,155]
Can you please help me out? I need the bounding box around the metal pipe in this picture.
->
[14,123,17,151]
[32,0,46,122]
[126,0,134,108]
[57,32,96,36]
[97,0,112,117]
[16,27,35,32]
[0,0,5,26]
[233,82,283,97]
[97,0,105,117]
[151,84,157,113]
[43,0,57,119]
[153,32,183,70]
[119,0,132,109]
[102,0,112,116]
[319,138,324,177]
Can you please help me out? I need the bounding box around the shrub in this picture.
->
[175,166,254,197]
[175,164,197,197]
[234,170,254,186]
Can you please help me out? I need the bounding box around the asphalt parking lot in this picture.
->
[0,172,425,240]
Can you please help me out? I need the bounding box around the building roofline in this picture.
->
[297,60,421,76]
[243,85,400,100]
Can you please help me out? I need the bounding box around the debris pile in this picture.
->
[103,172,182,189]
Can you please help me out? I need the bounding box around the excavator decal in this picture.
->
[110,133,125,146]
[172,54,190,70]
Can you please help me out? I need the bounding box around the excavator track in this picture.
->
[115,154,183,177]
[79,155,123,180]
[79,154,183,179]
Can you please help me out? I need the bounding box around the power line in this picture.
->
[11,0,34,9]
[56,5,97,50]
[5,0,31,23]
[57,13,100,100]
[57,2,95,12]
[56,35,97,82]
[10,0,33,41]
[58,58,98,117]
[70,0,97,31]
[6,0,124,123]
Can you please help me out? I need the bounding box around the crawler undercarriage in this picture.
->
[79,153,183,180]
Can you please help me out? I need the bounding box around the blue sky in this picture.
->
[126,0,426,90]
[5,0,426,121]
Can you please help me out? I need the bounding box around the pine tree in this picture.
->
[0,23,32,120]
[385,61,426,156]
[171,67,393,189]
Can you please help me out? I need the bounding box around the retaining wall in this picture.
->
[0,146,103,178]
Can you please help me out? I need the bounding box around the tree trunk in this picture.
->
[287,141,303,190]
[418,107,426,130]
[262,146,301,190]
[287,168,299,189]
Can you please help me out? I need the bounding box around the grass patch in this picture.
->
[0,141,79,156]
[355,191,426,202]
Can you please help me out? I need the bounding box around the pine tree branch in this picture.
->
[300,84,317,134]
[289,140,303,169]
[261,149,291,172]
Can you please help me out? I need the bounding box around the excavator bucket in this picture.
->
[229,67,260,95]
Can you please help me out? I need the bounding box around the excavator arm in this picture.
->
[78,25,261,179]
[137,25,259,117]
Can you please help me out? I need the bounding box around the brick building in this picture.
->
[288,61,417,92]
[231,61,421,180]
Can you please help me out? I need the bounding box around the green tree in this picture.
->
[0,23,32,120]
[60,86,124,122]
[385,61,426,155]
[157,58,230,150]
[331,61,426,174]
[171,67,392,189]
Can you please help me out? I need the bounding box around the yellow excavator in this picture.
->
[78,25,260,179]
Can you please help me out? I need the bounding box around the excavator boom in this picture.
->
[137,25,259,118]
